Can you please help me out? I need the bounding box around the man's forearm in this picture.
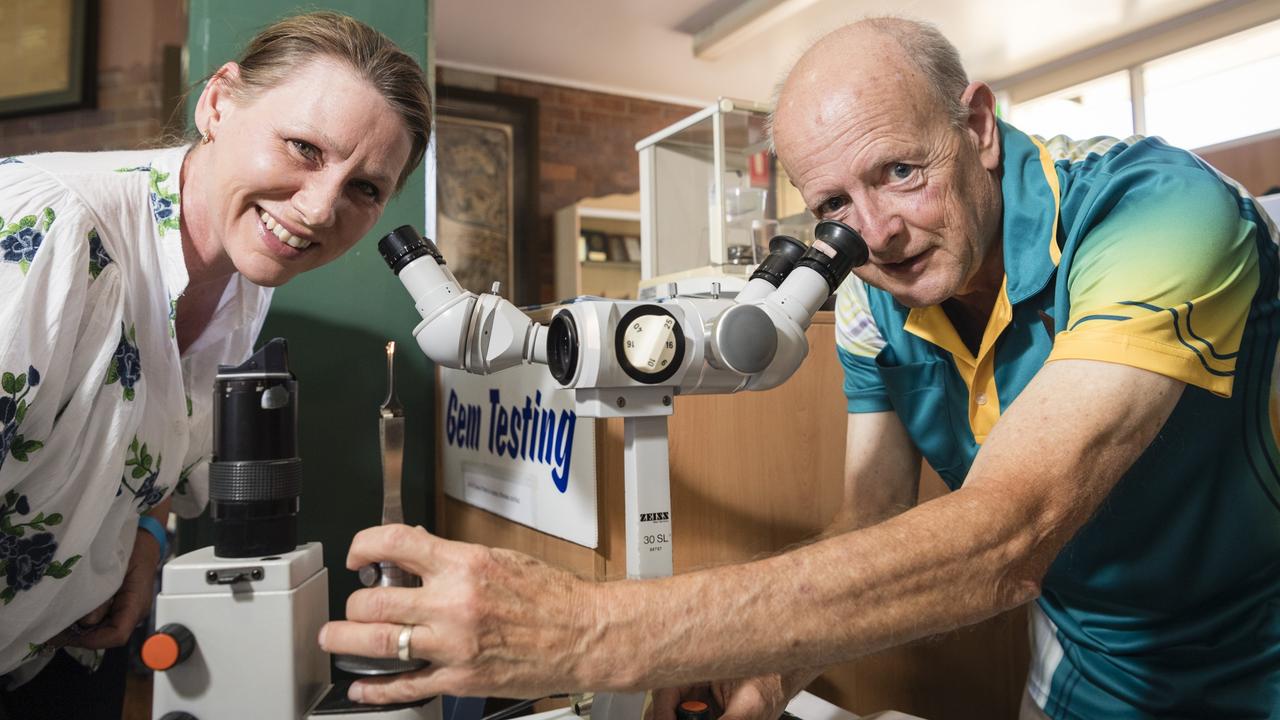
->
[581,482,1043,691]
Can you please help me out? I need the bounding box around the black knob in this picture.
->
[159,713,198,720]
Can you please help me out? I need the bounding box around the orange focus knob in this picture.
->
[142,623,195,671]
[677,700,712,720]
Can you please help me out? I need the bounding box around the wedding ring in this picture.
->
[396,624,414,662]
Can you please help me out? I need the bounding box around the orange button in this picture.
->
[142,632,181,670]
[679,701,709,713]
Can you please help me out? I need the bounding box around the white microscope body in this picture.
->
[378,220,866,720]
[149,339,440,720]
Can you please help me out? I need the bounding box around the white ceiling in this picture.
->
[435,0,1222,107]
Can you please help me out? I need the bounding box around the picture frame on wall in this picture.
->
[0,0,97,119]
[435,86,539,305]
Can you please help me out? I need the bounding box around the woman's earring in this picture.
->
[201,128,212,145]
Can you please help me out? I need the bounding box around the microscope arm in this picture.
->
[378,227,548,374]
[379,221,866,397]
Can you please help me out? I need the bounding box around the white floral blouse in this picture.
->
[0,146,272,674]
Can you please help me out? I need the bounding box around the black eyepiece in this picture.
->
[749,235,807,288]
[209,338,301,558]
[546,310,580,386]
[796,220,868,294]
[378,225,444,276]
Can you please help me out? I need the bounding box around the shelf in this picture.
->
[578,207,641,222]
[581,260,640,268]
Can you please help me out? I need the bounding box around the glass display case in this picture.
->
[636,98,809,297]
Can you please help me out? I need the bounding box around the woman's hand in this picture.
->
[65,527,162,649]
[318,524,602,704]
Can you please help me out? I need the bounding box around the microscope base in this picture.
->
[152,543,440,720]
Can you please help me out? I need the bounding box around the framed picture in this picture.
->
[0,0,97,119]
[435,86,538,305]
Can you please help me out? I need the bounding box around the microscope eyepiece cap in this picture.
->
[378,225,445,275]
[796,219,868,294]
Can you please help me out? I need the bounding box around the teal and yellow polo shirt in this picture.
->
[836,120,1280,718]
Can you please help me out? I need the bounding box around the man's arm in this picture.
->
[764,411,923,714]
[830,410,921,532]
[321,359,1181,703]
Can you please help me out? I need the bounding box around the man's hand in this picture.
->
[65,527,161,649]
[647,675,789,720]
[318,524,601,704]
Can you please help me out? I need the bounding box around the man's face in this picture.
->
[774,78,1001,308]
[198,58,412,288]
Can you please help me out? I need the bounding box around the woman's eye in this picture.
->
[354,181,380,200]
[889,163,916,181]
[289,139,319,161]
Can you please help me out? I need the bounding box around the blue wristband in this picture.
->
[137,515,168,562]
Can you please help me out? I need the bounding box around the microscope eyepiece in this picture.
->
[796,220,868,294]
[546,310,580,385]
[378,225,445,276]
[749,234,807,288]
[209,338,301,558]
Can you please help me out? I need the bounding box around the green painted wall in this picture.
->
[183,1,434,619]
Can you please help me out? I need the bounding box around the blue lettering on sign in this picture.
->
[444,388,576,493]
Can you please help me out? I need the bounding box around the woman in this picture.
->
[0,11,431,716]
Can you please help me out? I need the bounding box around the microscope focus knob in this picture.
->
[159,714,198,720]
[142,623,196,671]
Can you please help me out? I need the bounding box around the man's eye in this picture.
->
[889,163,915,181]
[289,139,319,161]
[819,196,847,215]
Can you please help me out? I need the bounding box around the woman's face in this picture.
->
[192,58,412,287]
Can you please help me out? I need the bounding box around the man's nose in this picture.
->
[847,200,902,254]
[293,175,342,229]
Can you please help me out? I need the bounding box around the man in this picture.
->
[320,18,1280,719]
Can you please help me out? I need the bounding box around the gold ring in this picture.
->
[397,624,414,662]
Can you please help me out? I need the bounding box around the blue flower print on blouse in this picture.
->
[87,229,112,279]
[105,324,142,401]
[149,168,180,235]
[0,490,80,605]
[0,209,53,274]
[0,366,43,473]
[0,158,21,166]
[0,208,55,274]
[118,437,168,514]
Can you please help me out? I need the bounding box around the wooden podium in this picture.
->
[435,312,1027,719]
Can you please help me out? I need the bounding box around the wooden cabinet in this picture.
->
[554,193,642,301]
[435,313,1027,719]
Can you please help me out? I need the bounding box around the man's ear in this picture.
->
[193,62,242,139]
[961,81,1000,171]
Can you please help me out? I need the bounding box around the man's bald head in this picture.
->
[771,18,970,151]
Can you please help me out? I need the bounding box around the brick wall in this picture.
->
[485,76,697,302]
[0,0,186,155]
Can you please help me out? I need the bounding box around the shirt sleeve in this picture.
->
[1,164,105,493]
[1046,163,1259,396]
[835,274,892,413]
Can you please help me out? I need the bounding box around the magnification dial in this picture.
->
[615,306,685,384]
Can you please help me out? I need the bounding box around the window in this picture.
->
[1142,18,1280,150]
[1005,72,1134,141]
[1000,17,1280,150]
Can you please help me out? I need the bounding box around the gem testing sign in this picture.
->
[438,364,597,548]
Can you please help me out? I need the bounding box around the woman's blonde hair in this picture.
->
[222,11,432,191]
